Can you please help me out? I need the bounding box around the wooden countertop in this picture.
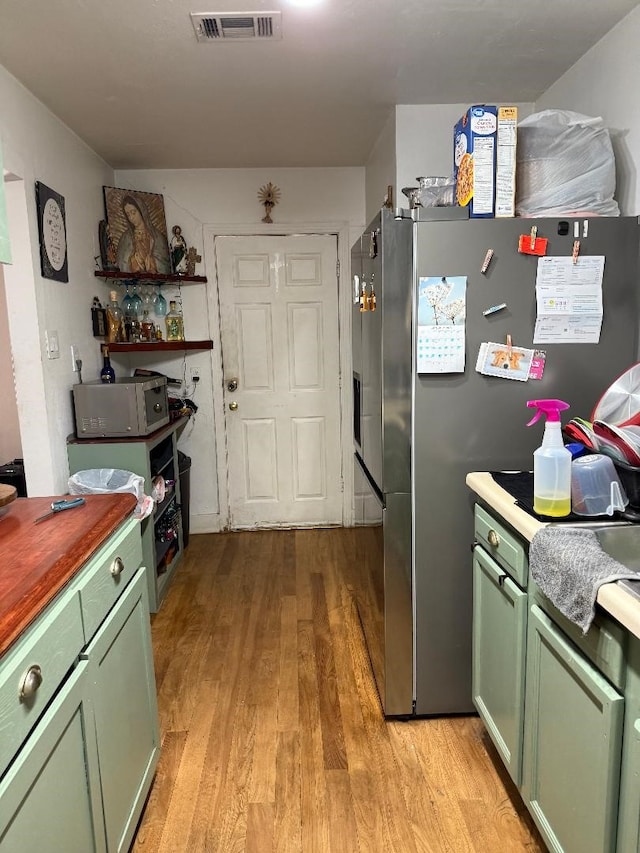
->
[466,471,640,640]
[0,492,136,657]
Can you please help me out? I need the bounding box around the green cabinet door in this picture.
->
[84,567,160,853]
[523,604,624,853]
[472,545,528,785]
[616,634,640,853]
[0,661,106,852]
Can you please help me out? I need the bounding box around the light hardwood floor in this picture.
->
[132,529,545,853]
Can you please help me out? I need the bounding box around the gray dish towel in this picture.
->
[529,527,639,634]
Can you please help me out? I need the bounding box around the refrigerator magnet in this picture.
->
[476,341,534,381]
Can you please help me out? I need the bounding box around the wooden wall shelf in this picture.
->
[95,271,207,284]
[108,341,213,353]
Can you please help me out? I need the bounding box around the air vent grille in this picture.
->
[191,11,282,42]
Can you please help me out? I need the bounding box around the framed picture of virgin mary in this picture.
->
[103,186,171,275]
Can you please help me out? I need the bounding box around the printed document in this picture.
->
[533,256,605,344]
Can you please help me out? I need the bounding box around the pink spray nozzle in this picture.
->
[526,399,570,427]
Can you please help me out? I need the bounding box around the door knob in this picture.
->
[227,378,238,392]
[229,401,238,411]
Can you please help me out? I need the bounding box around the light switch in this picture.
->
[46,330,60,359]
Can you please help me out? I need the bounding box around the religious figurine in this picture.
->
[170,225,188,274]
[98,220,118,271]
[257,182,281,224]
[185,246,202,277]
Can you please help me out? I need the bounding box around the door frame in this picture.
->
[203,221,354,532]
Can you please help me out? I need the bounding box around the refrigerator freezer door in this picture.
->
[354,454,413,715]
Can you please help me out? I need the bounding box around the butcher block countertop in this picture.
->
[0,492,136,658]
[466,471,640,640]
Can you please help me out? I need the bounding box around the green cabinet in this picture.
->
[522,604,624,853]
[472,502,631,853]
[0,515,159,853]
[68,419,184,612]
[85,567,160,853]
[0,661,105,852]
[472,544,528,785]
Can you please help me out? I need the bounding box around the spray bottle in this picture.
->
[526,399,571,517]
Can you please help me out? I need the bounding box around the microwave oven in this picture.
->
[73,376,170,438]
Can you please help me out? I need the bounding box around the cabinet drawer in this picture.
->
[0,588,83,779]
[474,504,528,587]
[76,517,143,641]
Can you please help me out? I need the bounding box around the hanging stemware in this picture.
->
[129,284,143,318]
[155,286,167,318]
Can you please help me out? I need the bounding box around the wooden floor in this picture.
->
[132,528,545,853]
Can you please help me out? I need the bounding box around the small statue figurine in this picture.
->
[257,182,281,224]
[170,225,188,274]
[99,220,118,271]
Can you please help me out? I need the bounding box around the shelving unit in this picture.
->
[109,340,213,352]
[67,419,187,612]
[94,270,213,353]
[94,270,207,284]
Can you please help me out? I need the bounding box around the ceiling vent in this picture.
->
[190,11,282,41]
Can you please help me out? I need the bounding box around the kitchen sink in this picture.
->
[591,524,640,601]
[553,522,640,601]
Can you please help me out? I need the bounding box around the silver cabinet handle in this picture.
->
[110,556,124,577]
[229,401,238,411]
[487,529,500,548]
[18,664,43,702]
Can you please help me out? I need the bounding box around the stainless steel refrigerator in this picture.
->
[351,207,640,717]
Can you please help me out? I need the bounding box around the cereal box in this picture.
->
[453,105,497,218]
[495,106,518,217]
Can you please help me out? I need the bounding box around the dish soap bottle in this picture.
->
[526,399,571,517]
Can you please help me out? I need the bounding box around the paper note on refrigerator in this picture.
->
[417,276,466,373]
[533,255,605,344]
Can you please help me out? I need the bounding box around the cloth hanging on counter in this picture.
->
[529,526,638,633]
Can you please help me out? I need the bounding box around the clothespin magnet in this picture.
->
[572,240,580,265]
[518,229,548,256]
[482,302,507,317]
[481,249,494,274]
[506,334,513,357]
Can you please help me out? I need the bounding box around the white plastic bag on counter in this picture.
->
[516,110,619,217]
[68,468,153,519]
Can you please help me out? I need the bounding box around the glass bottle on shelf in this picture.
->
[100,344,116,383]
[141,310,155,342]
[165,300,185,342]
[106,290,124,342]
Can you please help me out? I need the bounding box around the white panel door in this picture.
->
[216,234,342,528]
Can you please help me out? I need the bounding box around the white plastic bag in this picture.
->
[68,468,153,519]
[516,110,619,217]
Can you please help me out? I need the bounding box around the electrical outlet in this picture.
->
[71,345,80,371]
[191,368,200,382]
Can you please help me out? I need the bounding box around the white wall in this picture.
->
[364,110,396,225]
[113,166,365,532]
[0,64,115,495]
[536,5,640,216]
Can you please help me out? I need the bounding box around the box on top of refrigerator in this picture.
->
[495,106,518,217]
[453,105,497,218]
